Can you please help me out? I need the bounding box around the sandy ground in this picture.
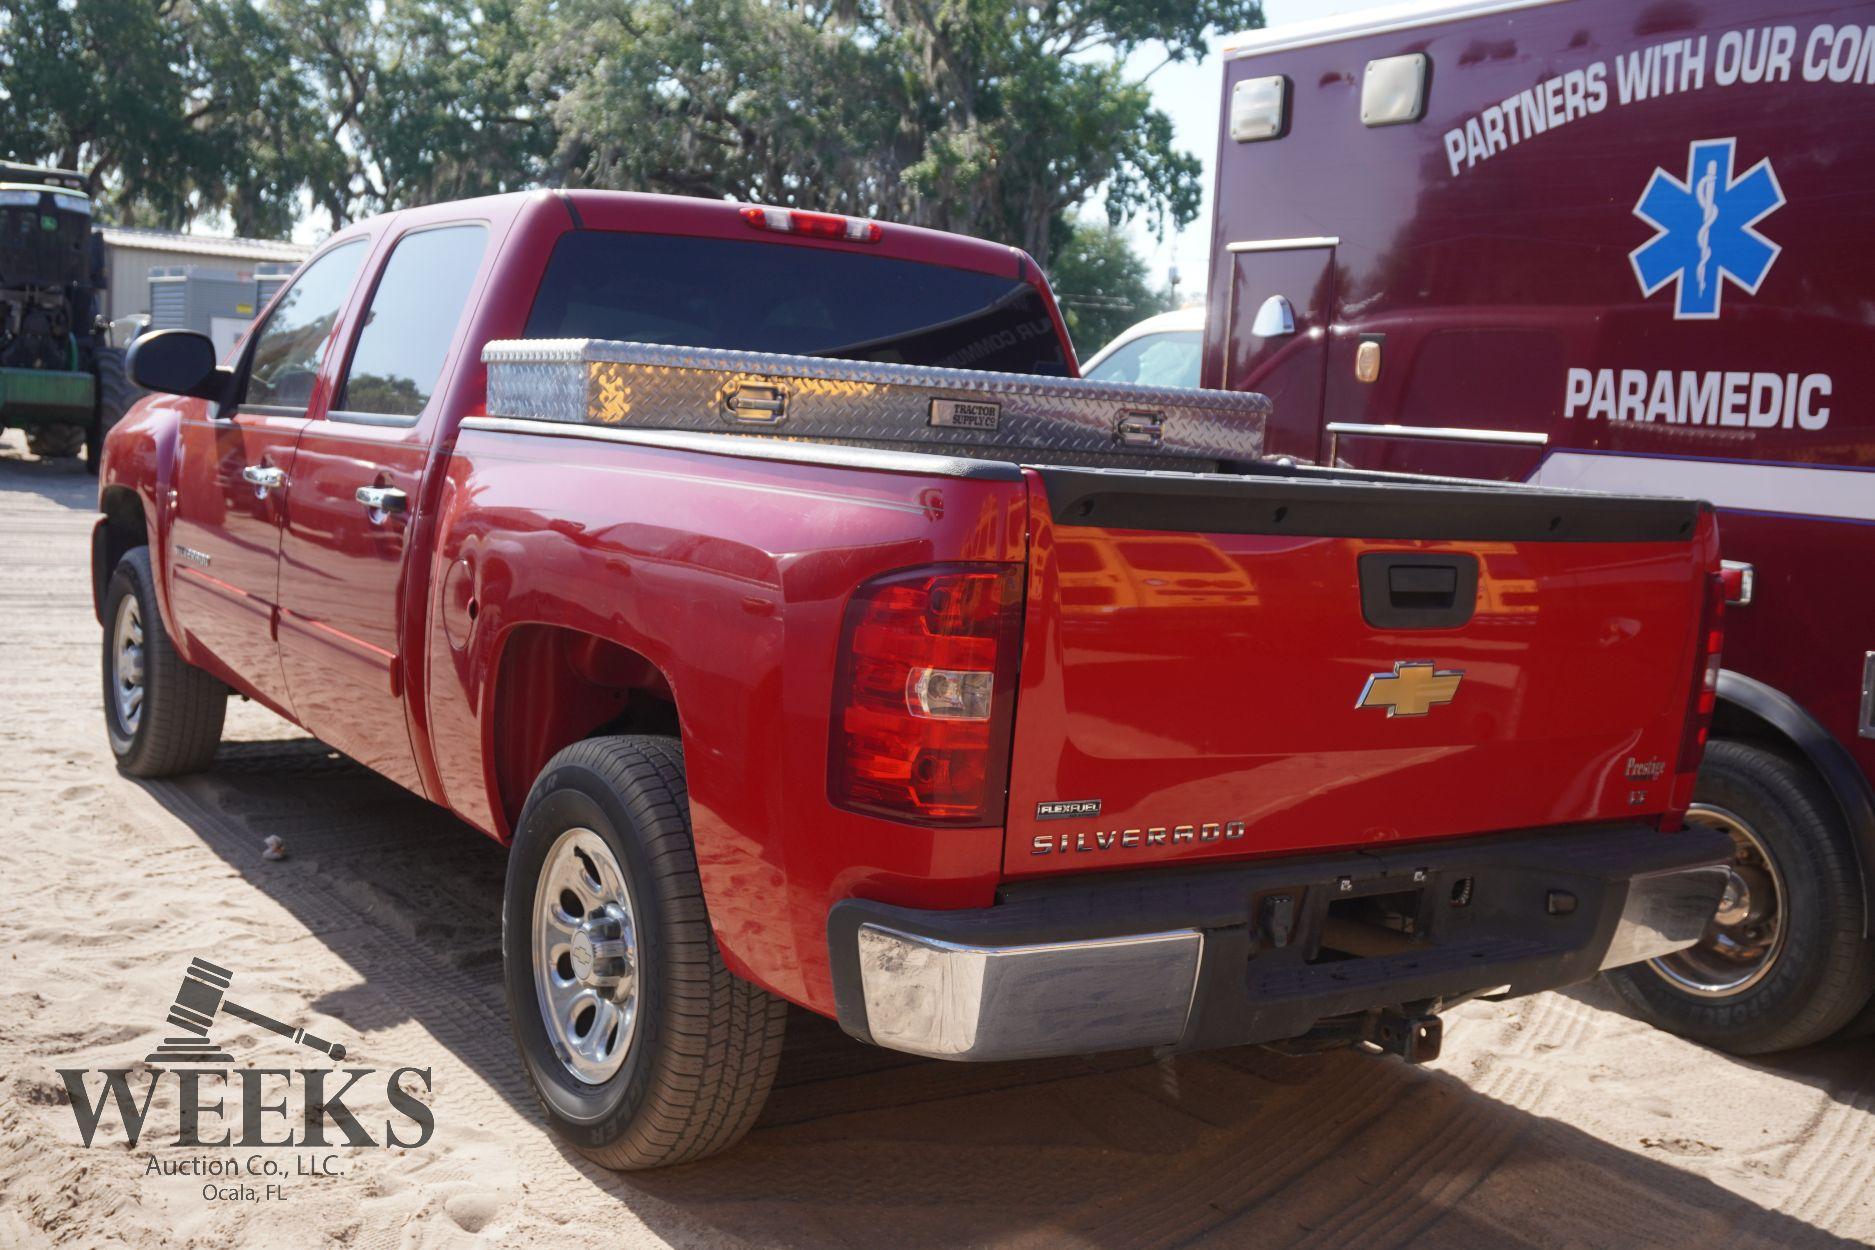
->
[0,427,1870,1249]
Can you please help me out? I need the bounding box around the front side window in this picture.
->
[336,224,489,420]
[242,240,368,413]
[1084,330,1202,389]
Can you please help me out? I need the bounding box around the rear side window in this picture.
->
[336,223,489,421]
[242,240,368,413]
[524,232,1069,376]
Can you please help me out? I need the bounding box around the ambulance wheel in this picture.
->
[1605,740,1875,1053]
[1831,987,1875,1040]
[502,735,788,1169]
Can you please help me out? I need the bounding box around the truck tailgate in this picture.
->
[1006,466,1715,877]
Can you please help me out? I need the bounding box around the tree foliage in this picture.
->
[526,0,1262,260]
[1047,220,1171,356]
[0,0,1262,280]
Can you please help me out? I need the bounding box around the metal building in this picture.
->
[99,226,312,323]
[146,263,302,357]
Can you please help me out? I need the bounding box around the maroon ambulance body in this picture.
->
[1208,0,1875,1051]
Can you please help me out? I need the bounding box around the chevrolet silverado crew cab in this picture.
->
[97,189,1732,1169]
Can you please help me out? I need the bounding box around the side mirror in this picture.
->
[126,330,232,403]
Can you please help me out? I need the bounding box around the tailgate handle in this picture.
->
[1359,553,1478,629]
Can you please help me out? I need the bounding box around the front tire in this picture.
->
[102,547,227,777]
[1606,740,1875,1053]
[502,736,787,1169]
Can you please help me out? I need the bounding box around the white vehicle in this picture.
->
[1079,306,1204,388]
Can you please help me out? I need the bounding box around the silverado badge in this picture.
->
[1357,661,1463,718]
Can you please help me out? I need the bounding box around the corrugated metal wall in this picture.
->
[102,243,303,321]
[103,245,160,321]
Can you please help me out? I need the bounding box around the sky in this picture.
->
[1118,0,1381,304]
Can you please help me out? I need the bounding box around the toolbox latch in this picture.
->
[723,382,788,424]
[1115,410,1164,449]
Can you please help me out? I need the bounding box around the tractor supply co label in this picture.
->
[54,956,435,1205]
[929,398,1001,431]
[1441,23,1875,179]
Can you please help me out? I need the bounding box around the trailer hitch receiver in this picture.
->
[1366,1009,1442,1063]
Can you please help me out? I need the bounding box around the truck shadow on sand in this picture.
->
[136,734,1868,1250]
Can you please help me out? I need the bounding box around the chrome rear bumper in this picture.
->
[829,823,1734,1063]
[852,926,1202,1060]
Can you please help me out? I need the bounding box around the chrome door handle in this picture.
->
[355,485,408,516]
[241,465,286,496]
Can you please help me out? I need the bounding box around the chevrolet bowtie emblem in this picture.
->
[1357,661,1464,718]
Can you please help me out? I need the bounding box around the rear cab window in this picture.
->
[524,232,1069,376]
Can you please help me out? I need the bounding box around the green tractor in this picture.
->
[0,161,134,472]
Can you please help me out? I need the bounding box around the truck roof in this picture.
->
[1221,0,1567,58]
[333,189,1037,286]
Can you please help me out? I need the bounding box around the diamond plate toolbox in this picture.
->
[482,339,1268,466]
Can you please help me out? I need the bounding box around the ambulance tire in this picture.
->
[1606,741,1875,1054]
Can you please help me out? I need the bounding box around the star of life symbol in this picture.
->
[1630,138,1784,320]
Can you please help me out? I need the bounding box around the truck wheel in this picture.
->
[101,547,227,777]
[501,735,788,1169]
[1605,740,1875,1053]
[86,347,138,475]
[26,423,86,460]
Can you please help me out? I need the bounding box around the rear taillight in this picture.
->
[740,205,883,243]
[830,564,1023,825]
[1666,569,1725,823]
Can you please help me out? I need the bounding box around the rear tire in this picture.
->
[26,423,86,459]
[502,735,788,1169]
[102,547,227,777]
[1831,989,1875,1040]
[1606,740,1875,1053]
[87,347,138,475]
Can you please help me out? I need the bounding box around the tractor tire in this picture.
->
[26,422,86,460]
[87,347,139,474]
[502,735,788,1169]
[1605,740,1875,1053]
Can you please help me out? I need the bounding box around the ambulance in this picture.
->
[1208,0,1875,1051]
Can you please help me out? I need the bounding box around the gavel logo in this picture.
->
[145,957,346,1065]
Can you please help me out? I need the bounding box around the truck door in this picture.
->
[168,240,370,712]
[275,223,491,795]
[1217,241,1336,461]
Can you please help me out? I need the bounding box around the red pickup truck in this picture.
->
[97,189,1732,1169]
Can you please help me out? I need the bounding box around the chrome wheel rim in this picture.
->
[1648,803,1785,998]
[111,593,145,736]
[532,827,638,1084]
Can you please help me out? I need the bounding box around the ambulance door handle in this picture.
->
[1252,294,1296,337]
